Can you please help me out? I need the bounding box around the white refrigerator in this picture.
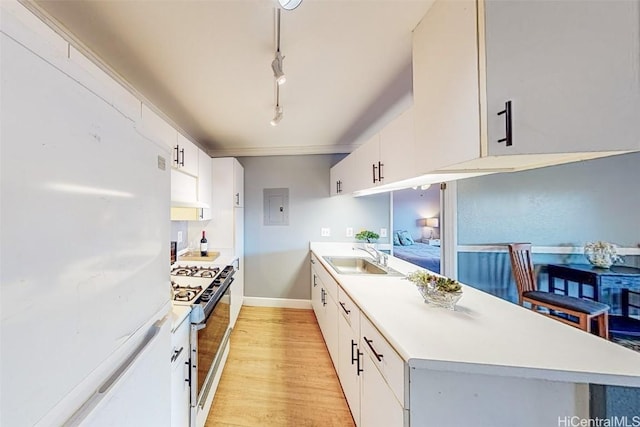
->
[1,5,172,426]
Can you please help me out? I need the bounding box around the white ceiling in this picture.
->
[32,0,434,157]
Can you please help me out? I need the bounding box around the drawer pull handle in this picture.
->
[363,336,383,362]
[339,301,351,315]
[171,346,184,363]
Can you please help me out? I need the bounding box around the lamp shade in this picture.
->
[426,218,439,228]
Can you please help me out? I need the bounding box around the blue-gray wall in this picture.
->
[241,154,390,300]
[457,152,640,247]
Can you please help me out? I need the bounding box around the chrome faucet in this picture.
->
[354,244,388,267]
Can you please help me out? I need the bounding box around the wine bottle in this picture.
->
[200,231,208,256]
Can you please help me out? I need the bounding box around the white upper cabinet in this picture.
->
[413,0,640,174]
[484,0,640,157]
[330,152,359,196]
[176,133,199,176]
[197,149,212,220]
[212,157,243,208]
[379,106,416,184]
[413,0,481,173]
[350,134,382,191]
[233,158,244,208]
[329,106,417,196]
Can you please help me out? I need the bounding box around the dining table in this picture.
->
[546,264,640,321]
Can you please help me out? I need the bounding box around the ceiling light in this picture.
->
[271,51,286,85]
[278,0,303,11]
[270,105,283,127]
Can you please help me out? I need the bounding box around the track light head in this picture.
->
[271,52,286,85]
[270,105,283,126]
[278,0,303,10]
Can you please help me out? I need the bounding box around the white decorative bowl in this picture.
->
[416,285,462,310]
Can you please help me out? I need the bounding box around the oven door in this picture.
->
[190,279,232,427]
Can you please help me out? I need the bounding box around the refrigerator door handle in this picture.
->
[63,316,168,427]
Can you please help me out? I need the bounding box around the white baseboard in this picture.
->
[242,297,312,310]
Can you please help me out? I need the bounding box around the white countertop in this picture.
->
[310,242,640,387]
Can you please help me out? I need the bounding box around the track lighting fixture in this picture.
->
[270,105,283,127]
[278,0,303,11]
[271,51,286,85]
[270,83,283,127]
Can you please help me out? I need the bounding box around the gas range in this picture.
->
[171,264,236,324]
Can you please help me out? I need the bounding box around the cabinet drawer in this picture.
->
[311,253,338,301]
[337,287,360,335]
[360,315,405,406]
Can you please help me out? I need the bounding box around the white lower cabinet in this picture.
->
[360,316,406,427]
[311,254,407,426]
[360,351,405,427]
[311,255,338,366]
[337,289,361,425]
[171,316,191,427]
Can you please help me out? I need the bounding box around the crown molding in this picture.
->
[207,144,355,158]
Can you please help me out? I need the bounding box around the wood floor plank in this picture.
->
[205,306,355,427]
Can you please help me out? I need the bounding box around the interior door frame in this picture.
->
[440,181,458,279]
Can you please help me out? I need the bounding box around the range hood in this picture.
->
[170,169,210,220]
[170,202,210,221]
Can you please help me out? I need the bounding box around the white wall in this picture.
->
[241,155,390,300]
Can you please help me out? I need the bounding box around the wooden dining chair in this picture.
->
[508,243,610,339]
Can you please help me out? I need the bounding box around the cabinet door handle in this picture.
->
[497,100,513,147]
[372,163,378,183]
[351,340,358,365]
[321,288,326,306]
[378,161,384,182]
[174,145,180,166]
[338,180,342,193]
[356,349,364,375]
[363,336,383,362]
[180,148,185,166]
[235,192,240,205]
[339,301,351,315]
[313,274,317,287]
[310,258,316,265]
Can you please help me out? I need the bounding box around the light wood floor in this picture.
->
[205,306,355,427]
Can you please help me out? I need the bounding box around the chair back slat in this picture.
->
[508,243,537,304]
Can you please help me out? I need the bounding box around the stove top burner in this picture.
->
[171,280,204,303]
[170,265,220,278]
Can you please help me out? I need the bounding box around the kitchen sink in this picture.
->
[322,256,403,276]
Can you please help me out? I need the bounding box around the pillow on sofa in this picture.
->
[397,230,414,246]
